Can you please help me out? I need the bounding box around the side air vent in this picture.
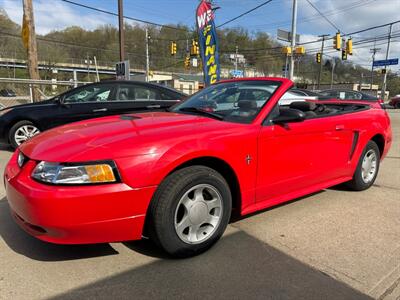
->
[120,115,141,121]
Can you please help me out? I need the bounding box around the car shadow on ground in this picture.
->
[0,198,119,261]
[0,144,13,152]
[50,230,371,300]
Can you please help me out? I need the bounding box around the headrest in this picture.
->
[289,101,317,111]
[238,100,257,109]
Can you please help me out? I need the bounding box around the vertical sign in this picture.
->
[196,0,220,86]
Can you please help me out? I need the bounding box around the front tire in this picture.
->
[147,166,232,258]
[346,141,380,191]
[9,120,41,149]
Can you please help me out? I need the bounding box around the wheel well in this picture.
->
[371,134,385,157]
[171,157,241,213]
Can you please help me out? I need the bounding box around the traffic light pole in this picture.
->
[118,0,125,62]
[289,0,298,81]
[380,24,393,100]
[317,34,329,90]
[370,46,381,91]
[145,28,150,82]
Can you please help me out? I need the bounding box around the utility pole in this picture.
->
[317,34,329,89]
[380,24,392,100]
[370,45,381,91]
[289,0,298,81]
[330,58,336,89]
[22,0,40,102]
[145,28,150,82]
[235,45,239,72]
[118,0,125,61]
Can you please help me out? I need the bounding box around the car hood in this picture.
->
[20,112,223,162]
[4,98,56,110]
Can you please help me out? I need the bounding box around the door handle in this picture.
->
[335,124,345,131]
[146,105,161,109]
[93,108,107,112]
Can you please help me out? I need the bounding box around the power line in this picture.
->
[304,0,341,32]
[217,0,274,28]
[243,0,374,30]
[60,0,191,33]
[299,19,400,46]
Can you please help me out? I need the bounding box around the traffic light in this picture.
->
[184,55,191,68]
[341,49,347,61]
[333,32,341,50]
[282,46,292,55]
[346,38,353,55]
[295,46,305,55]
[316,52,321,64]
[170,41,177,56]
[382,68,387,75]
[190,40,200,56]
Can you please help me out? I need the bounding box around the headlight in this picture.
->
[0,108,12,116]
[32,161,119,185]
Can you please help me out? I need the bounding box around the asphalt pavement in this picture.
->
[0,111,399,300]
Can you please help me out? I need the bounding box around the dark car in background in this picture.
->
[0,89,16,97]
[320,89,381,102]
[0,80,186,148]
[389,95,400,108]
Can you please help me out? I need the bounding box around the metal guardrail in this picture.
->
[0,77,90,86]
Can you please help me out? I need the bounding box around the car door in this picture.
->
[256,103,354,203]
[102,83,179,115]
[50,83,117,128]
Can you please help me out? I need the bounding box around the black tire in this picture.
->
[147,166,232,258]
[396,102,400,109]
[346,141,380,191]
[8,120,40,149]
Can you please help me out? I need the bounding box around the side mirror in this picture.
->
[272,108,306,124]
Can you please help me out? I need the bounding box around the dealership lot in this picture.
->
[0,111,398,300]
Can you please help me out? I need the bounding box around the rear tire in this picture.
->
[346,141,380,191]
[396,102,400,109]
[9,120,41,149]
[147,166,232,258]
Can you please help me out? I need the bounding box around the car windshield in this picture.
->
[172,80,281,123]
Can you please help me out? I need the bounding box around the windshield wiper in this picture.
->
[178,107,224,120]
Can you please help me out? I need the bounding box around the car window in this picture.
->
[64,84,114,103]
[160,91,178,100]
[172,80,281,124]
[117,84,159,101]
[134,86,159,101]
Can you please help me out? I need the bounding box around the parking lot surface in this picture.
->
[0,111,399,300]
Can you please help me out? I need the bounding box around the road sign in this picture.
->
[230,70,244,78]
[373,58,399,67]
[116,60,130,80]
[277,29,300,44]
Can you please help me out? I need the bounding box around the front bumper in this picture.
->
[4,151,156,244]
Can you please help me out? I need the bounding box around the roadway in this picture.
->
[0,111,399,299]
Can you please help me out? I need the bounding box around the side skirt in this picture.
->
[241,176,353,216]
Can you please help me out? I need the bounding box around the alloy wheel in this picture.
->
[174,184,223,244]
[14,125,40,145]
[361,149,377,183]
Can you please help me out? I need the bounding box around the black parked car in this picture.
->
[0,80,186,148]
[0,89,16,97]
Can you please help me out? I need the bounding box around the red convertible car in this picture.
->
[4,78,392,257]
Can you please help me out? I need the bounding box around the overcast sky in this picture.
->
[0,0,399,71]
